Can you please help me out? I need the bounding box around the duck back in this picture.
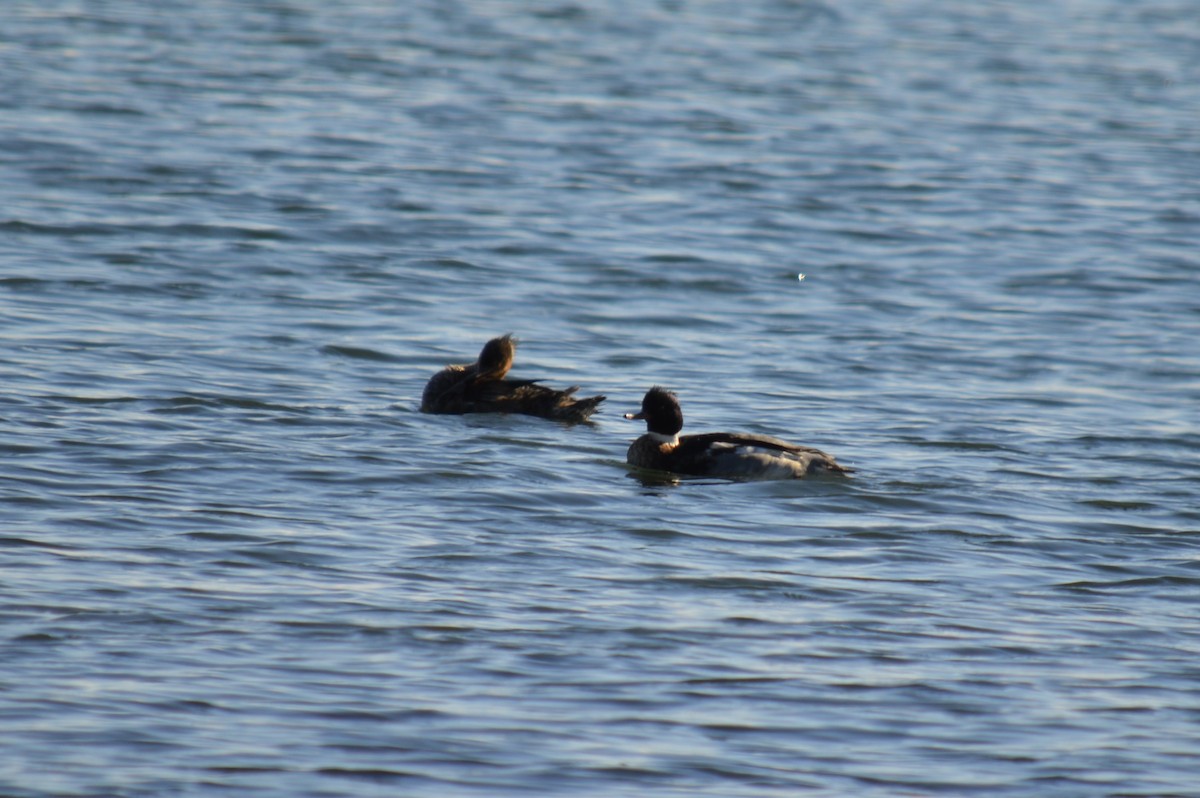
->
[421,366,603,422]
[679,432,852,478]
[628,431,851,479]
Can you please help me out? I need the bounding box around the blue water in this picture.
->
[3,1,1200,795]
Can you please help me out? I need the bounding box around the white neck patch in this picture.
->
[647,431,679,446]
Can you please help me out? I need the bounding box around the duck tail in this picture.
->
[555,392,606,423]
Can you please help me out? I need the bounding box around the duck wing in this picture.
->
[422,367,603,421]
[676,432,853,475]
[675,432,818,456]
[480,380,604,422]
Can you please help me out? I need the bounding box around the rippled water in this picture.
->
[3,1,1200,795]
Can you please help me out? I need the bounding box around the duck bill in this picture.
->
[623,411,646,421]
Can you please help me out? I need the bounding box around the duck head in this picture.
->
[476,334,516,379]
[624,386,684,437]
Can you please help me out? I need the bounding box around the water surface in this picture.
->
[2,1,1199,796]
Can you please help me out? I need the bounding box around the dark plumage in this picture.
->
[624,387,852,480]
[421,334,605,423]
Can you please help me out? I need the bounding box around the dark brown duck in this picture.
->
[624,387,852,480]
[421,334,605,423]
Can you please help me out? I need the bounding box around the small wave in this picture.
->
[320,345,398,362]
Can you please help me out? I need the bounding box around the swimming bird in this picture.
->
[421,334,605,422]
[623,386,852,480]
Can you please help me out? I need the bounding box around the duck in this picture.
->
[623,386,852,480]
[421,334,605,422]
